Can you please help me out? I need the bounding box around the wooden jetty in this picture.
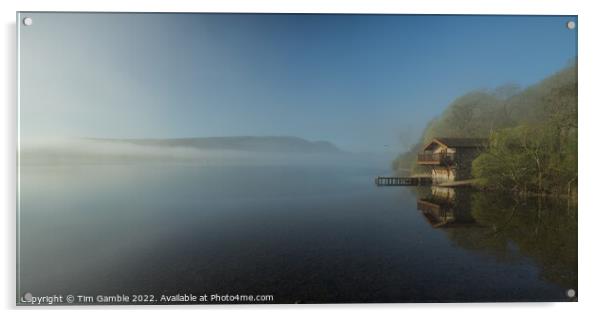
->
[374,176,432,186]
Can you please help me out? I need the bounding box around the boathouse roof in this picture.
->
[423,138,488,151]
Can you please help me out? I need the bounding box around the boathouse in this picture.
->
[417,138,487,184]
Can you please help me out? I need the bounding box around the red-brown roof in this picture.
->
[423,138,488,151]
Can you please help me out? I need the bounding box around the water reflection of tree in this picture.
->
[442,191,577,289]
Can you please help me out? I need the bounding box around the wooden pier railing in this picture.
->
[374,176,432,186]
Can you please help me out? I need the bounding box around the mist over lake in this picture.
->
[19,137,394,168]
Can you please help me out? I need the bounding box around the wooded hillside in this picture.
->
[392,63,577,195]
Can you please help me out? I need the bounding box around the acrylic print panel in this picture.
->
[17,12,578,305]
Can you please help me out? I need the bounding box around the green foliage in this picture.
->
[472,126,533,191]
[472,64,577,195]
[393,62,577,195]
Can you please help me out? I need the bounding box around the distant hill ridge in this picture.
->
[88,136,343,153]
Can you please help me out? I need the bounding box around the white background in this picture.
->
[1,0,601,317]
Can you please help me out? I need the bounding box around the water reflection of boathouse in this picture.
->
[416,187,477,228]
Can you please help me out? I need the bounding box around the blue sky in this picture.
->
[19,13,577,152]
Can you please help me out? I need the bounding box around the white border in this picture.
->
[2,1,602,317]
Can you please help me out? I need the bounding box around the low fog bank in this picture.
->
[93,136,342,154]
[20,138,391,168]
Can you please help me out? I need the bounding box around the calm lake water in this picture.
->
[18,162,577,303]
